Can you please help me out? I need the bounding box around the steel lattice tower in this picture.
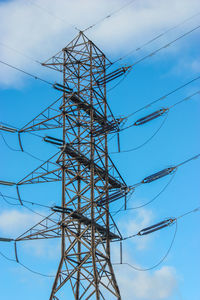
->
[15,32,128,299]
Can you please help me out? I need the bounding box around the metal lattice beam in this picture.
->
[15,31,127,300]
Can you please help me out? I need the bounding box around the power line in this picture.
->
[169,90,200,109]
[0,250,16,262]
[0,132,48,163]
[0,191,19,206]
[114,11,200,63]
[1,29,199,296]
[17,260,55,278]
[0,132,21,152]
[113,206,200,271]
[129,24,200,68]
[108,67,132,92]
[176,207,200,220]
[0,121,48,162]
[110,114,168,154]
[23,150,47,163]
[28,0,80,31]
[0,248,55,277]
[112,169,177,215]
[1,206,198,275]
[120,153,200,191]
[83,0,138,32]
[107,24,200,92]
[0,193,52,210]
[130,90,200,128]
[19,204,50,219]
[126,75,200,119]
[122,206,200,240]
[0,42,41,64]
[0,191,52,219]
[113,220,177,271]
[0,122,44,139]
[111,153,200,215]
[0,59,53,86]
[176,154,200,168]
[110,89,200,153]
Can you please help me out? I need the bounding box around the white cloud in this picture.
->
[0,209,41,237]
[111,208,178,299]
[114,264,177,300]
[22,238,60,258]
[190,60,200,73]
[118,208,154,250]
[0,209,60,258]
[0,0,199,87]
[0,209,178,299]
[132,266,177,299]
[169,56,200,77]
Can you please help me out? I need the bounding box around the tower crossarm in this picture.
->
[19,97,63,133]
[62,93,105,125]
[52,206,120,241]
[15,212,61,241]
[17,152,62,185]
[60,143,126,189]
[61,93,120,136]
[18,31,125,300]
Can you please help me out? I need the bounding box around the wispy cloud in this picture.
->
[114,263,177,300]
[111,208,178,299]
[0,209,41,237]
[22,238,60,259]
[118,208,154,250]
[0,209,60,259]
[0,0,199,87]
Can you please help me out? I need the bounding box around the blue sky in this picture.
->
[0,0,200,299]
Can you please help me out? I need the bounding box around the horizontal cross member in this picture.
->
[52,206,120,240]
[62,143,125,189]
[61,94,118,133]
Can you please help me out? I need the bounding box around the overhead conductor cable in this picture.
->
[126,74,200,119]
[109,88,200,154]
[114,207,200,271]
[129,153,200,189]
[83,0,138,32]
[123,218,176,240]
[0,60,72,92]
[105,24,200,89]
[114,11,200,63]
[133,90,200,127]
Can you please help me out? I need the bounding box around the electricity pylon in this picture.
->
[15,31,129,299]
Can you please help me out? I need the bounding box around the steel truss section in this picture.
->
[16,32,127,299]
